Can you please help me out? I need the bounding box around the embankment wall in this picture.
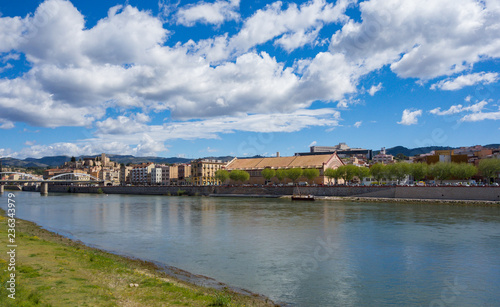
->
[20,185,500,202]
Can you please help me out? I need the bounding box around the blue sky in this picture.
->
[0,0,499,159]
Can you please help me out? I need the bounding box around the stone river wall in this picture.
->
[22,185,500,202]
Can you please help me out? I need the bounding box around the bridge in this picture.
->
[0,172,105,195]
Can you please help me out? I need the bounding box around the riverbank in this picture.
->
[0,208,277,307]
[311,196,500,206]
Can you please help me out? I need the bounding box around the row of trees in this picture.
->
[214,158,500,185]
[215,168,320,184]
[326,159,500,184]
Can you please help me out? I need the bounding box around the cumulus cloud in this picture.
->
[354,121,362,128]
[398,109,422,125]
[0,119,14,129]
[430,100,488,116]
[176,0,240,26]
[430,72,499,91]
[330,0,500,79]
[95,108,341,141]
[230,0,352,55]
[367,83,382,96]
[460,109,500,122]
[5,108,341,158]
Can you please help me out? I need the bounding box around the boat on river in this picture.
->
[292,185,315,201]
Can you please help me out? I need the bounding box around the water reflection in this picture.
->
[2,192,500,306]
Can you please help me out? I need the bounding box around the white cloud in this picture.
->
[229,0,352,55]
[0,119,14,129]
[95,108,341,140]
[430,100,488,116]
[367,83,382,96]
[309,141,317,147]
[354,121,362,128]
[176,0,240,26]
[398,109,422,125]
[431,72,499,91]
[460,110,500,122]
[330,0,500,79]
[6,108,341,159]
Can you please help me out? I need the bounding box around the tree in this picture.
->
[383,163,396,182]
[478,158,500,183]
[276,169,287,183]
[410,163,428,182]
[71,156,76,162]
[303,168,320,184]
[286,168,303,183]
[336,165,358,184]
[451,163,477,180]
[324,168,337,185]
[229,170,250,183]
[215,169,230,184]
[261,168,276,184]
[395,153,408,161]
[369,163,386,183]
[429,162,453,184]
[357,167,371,182]
[391,163,411,184]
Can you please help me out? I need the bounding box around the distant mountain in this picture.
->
[375,146,454,157]
[374,144,500,157]
[105,155,191,165]
[484,144,500,149]
[0,154,221,168]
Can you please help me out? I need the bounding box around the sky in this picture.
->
[0,0,499,159]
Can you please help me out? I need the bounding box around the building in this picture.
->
[177,164,192,185]
[130,163,155,185]
[372,147,394,164]
[102,169,120,185]
[150,165,179,185]
[297,143,373,160]
[225,153,344,185]
[120,165,133,185]
[151,166,163,185]
[414,150,468,164]
[191,159,226,186]
[162,165,178,185]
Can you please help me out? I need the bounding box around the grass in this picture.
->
[0,208,277,307]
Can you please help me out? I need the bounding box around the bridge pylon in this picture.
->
[40,182,48,196]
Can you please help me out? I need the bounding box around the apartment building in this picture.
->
[191,159,226,186]
[130,163,155,185]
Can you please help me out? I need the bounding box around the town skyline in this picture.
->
[1,0,500,159]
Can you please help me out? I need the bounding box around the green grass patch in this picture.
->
[0,208,274,307]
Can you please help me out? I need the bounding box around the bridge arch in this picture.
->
[48,173,101,181]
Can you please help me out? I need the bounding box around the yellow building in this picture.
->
[225,153,344,185]
[191,159,226,186]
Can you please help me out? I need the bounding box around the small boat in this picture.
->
[292,185,315,201]
[292,194,315,201]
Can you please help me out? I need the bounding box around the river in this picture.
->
[2,191,500,306]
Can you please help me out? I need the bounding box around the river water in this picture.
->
[2,192,500,306]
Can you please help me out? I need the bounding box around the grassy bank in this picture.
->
[0,209,276,307]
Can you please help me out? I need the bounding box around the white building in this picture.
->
[372,147,394,164]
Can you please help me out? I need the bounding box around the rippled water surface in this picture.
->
[2,192,500,306]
